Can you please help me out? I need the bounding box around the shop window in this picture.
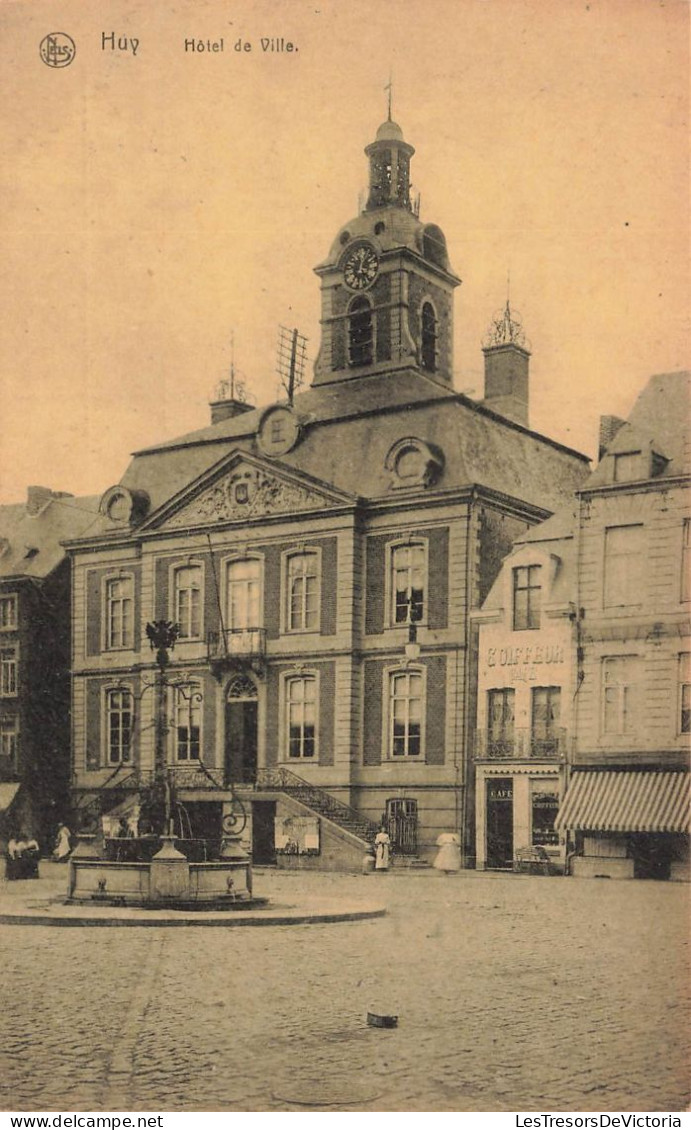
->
[0,595,17,631]
[0,649,17,697]
[531,783,559,846]
[679,654,691,734]
[487,688,515,757]
[531,687,561,756]
[348,297,374,367]
[286,675,317,759]
[420,302,437,371]
[603,525,644,607]
[513,565,541,630]
[106,688,133,765]
[286,552,320,632]
[226,558,261,631]
[389,670,423,757]
[105,576,134,650]
[391,542,426,625]
[174,564,202,640]
[602,656,641,735]
[173,682,202,761]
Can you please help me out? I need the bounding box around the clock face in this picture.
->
[343,243,379,290]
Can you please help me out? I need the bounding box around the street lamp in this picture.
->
[145,619,180,836]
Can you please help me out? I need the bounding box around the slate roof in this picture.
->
[585,370,690,488]
[0,493,101,580]
[106,370,591,527]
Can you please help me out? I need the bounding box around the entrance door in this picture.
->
[252,800,276,865]
[486,777,514,869]
[225,675,258,784]
[386,798,418,856]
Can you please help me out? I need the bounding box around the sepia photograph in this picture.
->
[0,0,689,1118]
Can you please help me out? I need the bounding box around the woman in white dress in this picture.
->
[374,827,391,871]
[433,832,461,874]
[52,823,71,861]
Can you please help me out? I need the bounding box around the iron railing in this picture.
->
[474,727,567,761]
[254,766,379,842]
[207,627,266,661]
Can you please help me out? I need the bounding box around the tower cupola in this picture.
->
[364,118,415,212]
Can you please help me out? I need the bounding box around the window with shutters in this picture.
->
[348,296,374,367]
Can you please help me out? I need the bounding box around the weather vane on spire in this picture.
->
[384,73,393,121]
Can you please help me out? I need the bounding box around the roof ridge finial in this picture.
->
[384,72,393,121]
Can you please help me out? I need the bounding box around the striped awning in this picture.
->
[555,771,690,833]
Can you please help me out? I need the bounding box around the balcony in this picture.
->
[474,727,567,761]
[207,627,266,676]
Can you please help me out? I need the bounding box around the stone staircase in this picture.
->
[254,767,378,847]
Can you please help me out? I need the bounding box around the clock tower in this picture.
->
[312,117,461,388]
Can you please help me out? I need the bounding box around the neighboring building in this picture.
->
[473,370,690,879]
[0,486,100,850]
[65,115,589,869]
[472,505,577,872]
[557,371,691,881]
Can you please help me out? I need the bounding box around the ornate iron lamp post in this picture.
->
[145,619,180,836]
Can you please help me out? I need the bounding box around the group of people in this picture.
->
[372,827,462,873]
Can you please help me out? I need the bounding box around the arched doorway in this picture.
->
[225,674,258,784]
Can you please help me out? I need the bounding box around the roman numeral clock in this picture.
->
[312,116,460,387]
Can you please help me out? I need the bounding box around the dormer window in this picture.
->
[613,452,641,483]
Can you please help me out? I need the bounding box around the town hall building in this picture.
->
[65,114,590,868]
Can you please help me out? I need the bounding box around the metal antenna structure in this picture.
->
[276,325,308,405]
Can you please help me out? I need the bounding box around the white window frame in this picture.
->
[602,655,641,737]
[282,671,319,761]
[171,561,204,641]
[171,680,203,762]
[387,539,428,629]
[603,525,644,609]
[103,573,135,651]
[0,646,18,697]
[283,548,321,634]
[0,716,18,762]
[223,555,263,633]
[385,665,426,760]
[103,684,134,766]
[0,594,18,631]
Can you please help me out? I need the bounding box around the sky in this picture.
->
[0,0,689,505]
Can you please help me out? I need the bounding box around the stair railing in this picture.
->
[254,766,379,840]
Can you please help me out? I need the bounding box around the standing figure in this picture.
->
[374,827,391,871]
[52,823,72,861]
[433,831,461,874]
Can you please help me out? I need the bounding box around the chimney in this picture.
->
[598,415,626,460]
[209,397,255,426]
[480,302,530,427]
[26,486,53,516]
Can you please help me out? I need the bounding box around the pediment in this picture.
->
[143,451,355,531]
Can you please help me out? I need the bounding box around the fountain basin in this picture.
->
[67,834,267,910]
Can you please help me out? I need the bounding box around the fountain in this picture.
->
[67,620,266,910]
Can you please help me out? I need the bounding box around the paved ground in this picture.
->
[0,865,688,1113]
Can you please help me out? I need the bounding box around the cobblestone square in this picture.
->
[1,867,689,1113]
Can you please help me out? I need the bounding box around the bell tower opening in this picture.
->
[312,113,461,392]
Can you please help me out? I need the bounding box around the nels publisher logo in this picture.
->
[39,32,76,68]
